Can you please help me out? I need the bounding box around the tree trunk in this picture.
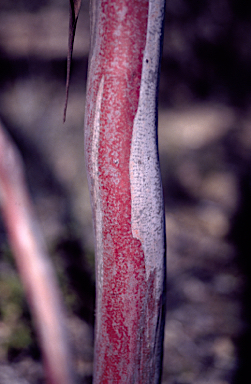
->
[0,121,74,384]
[84,0,166,382]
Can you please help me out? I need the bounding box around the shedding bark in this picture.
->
[85,1,166,382]
[0,120,74,384]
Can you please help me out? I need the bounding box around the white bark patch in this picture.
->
[91,75,105,334]
[130,0,165,298]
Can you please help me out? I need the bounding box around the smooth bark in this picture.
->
[0,121,74,384]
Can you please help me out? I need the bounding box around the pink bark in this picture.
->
[85,1,166,382]
[0,121,74,384]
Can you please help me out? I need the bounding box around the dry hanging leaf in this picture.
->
[63,0,82,122]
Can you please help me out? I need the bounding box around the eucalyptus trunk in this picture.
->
[0,121,73,384]
[84,1,166,382]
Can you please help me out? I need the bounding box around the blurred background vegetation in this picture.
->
[0,0,251,383]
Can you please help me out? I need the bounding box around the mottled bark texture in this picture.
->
[84,1,166,382]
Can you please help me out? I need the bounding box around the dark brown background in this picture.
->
[0,1,251,383]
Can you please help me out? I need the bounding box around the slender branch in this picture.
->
[0,121,74,384]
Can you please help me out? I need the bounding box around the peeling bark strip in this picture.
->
[85,0,166,383]
[0,122,73,384]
